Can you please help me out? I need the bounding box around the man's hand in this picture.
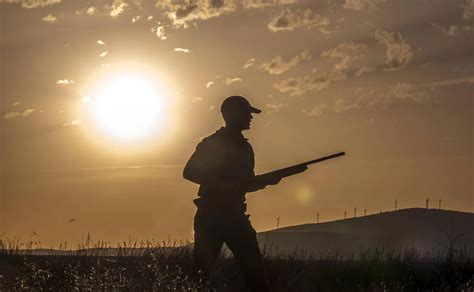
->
[260,175,281,186]
[253,174,281,189]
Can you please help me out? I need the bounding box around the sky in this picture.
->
[1,0,473,247]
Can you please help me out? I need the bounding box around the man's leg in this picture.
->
[225,215,269,292]
[191,211,223,282]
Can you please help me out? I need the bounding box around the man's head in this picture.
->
[221,95,261,131]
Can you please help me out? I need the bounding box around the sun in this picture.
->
[89,73,165,141]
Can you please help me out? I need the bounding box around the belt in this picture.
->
[193,197,247,213]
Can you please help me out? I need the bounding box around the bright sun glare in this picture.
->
[90,74,165,141]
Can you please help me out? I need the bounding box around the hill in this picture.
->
[257,208,474,258]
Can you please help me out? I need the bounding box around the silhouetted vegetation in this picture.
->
[0,238,473,291]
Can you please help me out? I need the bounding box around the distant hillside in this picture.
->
[257,208,474,258]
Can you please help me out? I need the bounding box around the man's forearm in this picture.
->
[184,171,243,192]
[184,170,266,193]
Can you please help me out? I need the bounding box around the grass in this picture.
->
[0,237,473,291]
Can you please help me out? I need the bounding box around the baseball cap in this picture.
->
[220,95,262,114]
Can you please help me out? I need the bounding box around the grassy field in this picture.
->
[1,239,473,291]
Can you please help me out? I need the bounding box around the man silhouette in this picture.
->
[183,96,284,291]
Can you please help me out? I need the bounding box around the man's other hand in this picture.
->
[264,176,281,185]
[255,175,281,187]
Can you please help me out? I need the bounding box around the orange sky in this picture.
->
[1,0,473,247]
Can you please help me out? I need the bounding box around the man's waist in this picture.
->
[193,197,247,213]
[198,184,246,197]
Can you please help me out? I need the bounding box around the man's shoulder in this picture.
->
[197,127,253,150]
[196,129,226,150]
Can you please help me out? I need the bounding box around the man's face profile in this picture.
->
[224,110,253,131]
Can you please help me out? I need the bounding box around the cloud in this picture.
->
[355,83,432,108]
[333,97,357,113]
[97,40,106,45]
[260,50,311,75]
[3,112,20,120]
[206,81,214,88]
[266,102,287,112]
[321,42,368,71]
[132,15,142,23]
[22,109,35,116]
[355,66,375,76]
[41,14,57,23]
[63,120,81,127]
[268,8,329,32]
[375,30,414,71]
[302,103,328,116]
[342,0,387,10]
[432,23,474,36]
[419,76,474,88]
[99,51,108,57]
[274,70,347,96]
[12,101,21,107]
[243,58,256,69]
[302,76,474,116]
[86,6,96,15]
[224,77,243,85]
[273,43,373,97]
[108,0,128,18]
[191,96,203,103]
[158,0,237,28]
[462,0,473,20]
[353,77,474,110]
[151,25,167,40]
[3,109,36,120]
[174,47,190,53]
[4,0,61,9]
[242,0,297,9]
[56,79,74,85]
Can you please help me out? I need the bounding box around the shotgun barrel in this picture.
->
[259,152,345,180]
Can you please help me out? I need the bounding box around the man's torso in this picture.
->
[195,127,255,212]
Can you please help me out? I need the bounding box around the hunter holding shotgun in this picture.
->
[183,95,344,291]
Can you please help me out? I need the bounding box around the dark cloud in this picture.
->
[157,0,236,27]
[321,42,368,71]
[267,8,329,32]
[375,30,414,71]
